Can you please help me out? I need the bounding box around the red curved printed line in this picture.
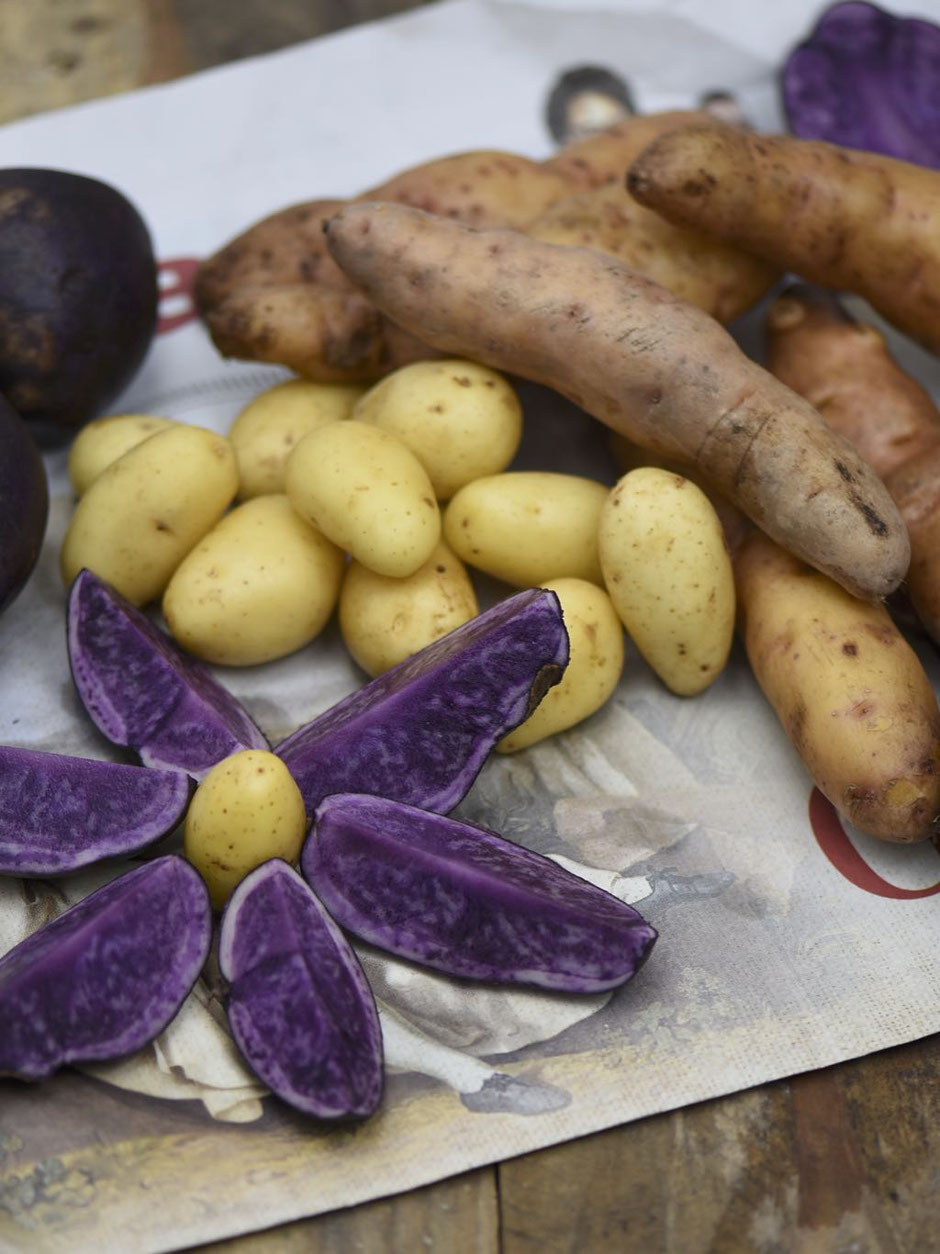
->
[808,789,940,899]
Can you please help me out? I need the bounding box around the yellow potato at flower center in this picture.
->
[184,749,307,911]
[444,471,608,586]
[598,467,734,696]
[286,419,441,577]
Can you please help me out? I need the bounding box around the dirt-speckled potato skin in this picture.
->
[627,124,940,354]
[195,117,777,384]
[324,201,909,603]
[767,286,940,643]
[527,182,776,324]
[736,529,940,844]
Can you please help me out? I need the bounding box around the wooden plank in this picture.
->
[498,1035,940,1253]
[194,1167,499,1253]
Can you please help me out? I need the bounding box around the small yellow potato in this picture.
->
[184,749,308,911]
[598,467,734,696]
[339,539,479,677]
[285,419,441,577]
[67,413,178,496]
[498,577,625,752]
[352,359,523,500]
[443,471,608,587]
[163,494,344,666]
[229,377,365,499]
[60,424,239,606]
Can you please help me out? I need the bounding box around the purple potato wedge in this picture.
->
[68,568,269,779]
[0,855,211,1080]
[302,793,658,993]
[0,745,192,876]
[219,858,383,1120]
[277,588,568,817]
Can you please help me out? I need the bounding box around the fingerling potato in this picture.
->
[163,494,345,666]
[229,377,365,499]
[285,420,441,577]
[497,577,625,752]
[60,424,238,606]
[67,413,178,496]
[338,539,479,677]
[598,467,734,695]
[443,471,607,586]
[352,359,523,500]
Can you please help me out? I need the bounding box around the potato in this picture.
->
[324,202,909,603]
[184,749,308,910]
[598,467,734,696]
[285,419,440,577]
[339,539,479,677]
[162,494,344,666]
[59,424,238,606]
[67,413,177,496]
[352,360,523,500]
[497,577,625,752]
[229,378,365,499]
[443,471,607,587]
[736,529,940,844]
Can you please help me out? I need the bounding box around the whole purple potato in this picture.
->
[0,392,48,614]
[0,168,158,444]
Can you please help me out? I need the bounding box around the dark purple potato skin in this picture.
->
[0,855,211,1081]
[0,745,192,876]
[303,794,658,993]
[219,859,383,1120]
[277,588,568,817]
[0,168,158,445]
[67,568,269,779]
[0,392,48,615]
[781,2,940,167]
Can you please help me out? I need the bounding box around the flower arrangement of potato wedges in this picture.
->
[61,108,940,856]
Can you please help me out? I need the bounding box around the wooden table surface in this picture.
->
[2,2,938,1251]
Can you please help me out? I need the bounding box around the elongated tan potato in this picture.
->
[60,424,238,606]
[736,529,940,844]
[324,201,909,602]
[627,123,940,354]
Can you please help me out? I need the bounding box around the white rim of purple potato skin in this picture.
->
[0,855,212,1081]
[275,587,569,818]
[0,745,193,876]
[302,794,658,995]
[66,569,269,780]
[219,859,384,1121]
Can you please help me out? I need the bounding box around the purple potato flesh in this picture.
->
[0,855,211,1080]
[0,745,192,876]
[781,2,940,167]
[219,859,383,1120]
[67,568,269,779]
[303,794,658,993]
[277,588,568,817]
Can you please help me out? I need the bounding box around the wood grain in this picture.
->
[2,3,938,1252]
